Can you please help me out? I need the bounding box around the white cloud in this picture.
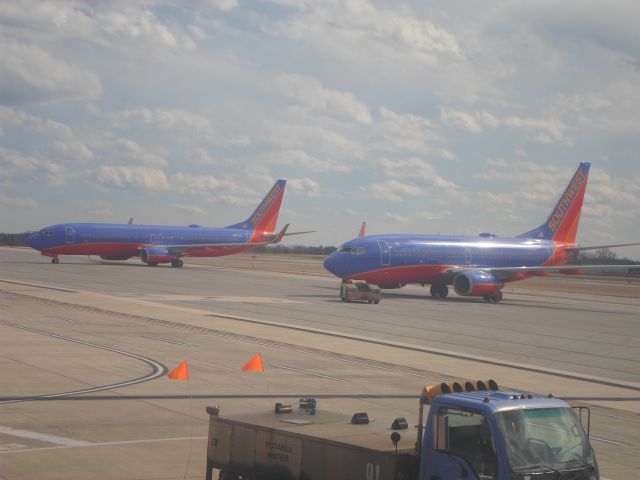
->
[107,108,250,147]
[440,109,482,132]
[368,179,427,202]
[170,203,206,215]
[379,212,411,223]
[93,166,169,191]
[275,73,372,124]
[288,177,322,197]
[264,150,352,172]
[378,158,457,189]
[84,200,114,217]
[0,146,66,187]
[277,1,462,63]
[0,193,37,208]
[186,147,221,165]
[370,107,439,153]
[52,141,94,163]
[0,39,102,106]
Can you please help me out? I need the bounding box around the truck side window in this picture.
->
[437,408,497,480]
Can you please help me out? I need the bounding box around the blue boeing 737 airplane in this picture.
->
[324,163,638,302]
[25,180,307,267]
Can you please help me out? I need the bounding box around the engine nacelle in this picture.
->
[100,255,131,261]
[453,271,503,297]
[140,247,171,265]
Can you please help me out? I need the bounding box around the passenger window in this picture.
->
[436,408,497,479]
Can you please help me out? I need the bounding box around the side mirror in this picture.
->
[573,406,591,437]
[434,413,449,451]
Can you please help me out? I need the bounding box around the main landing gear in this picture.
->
[171,258,184,268]
[430,284,449,298]
[51,257,59,264]
[483,291,503,303]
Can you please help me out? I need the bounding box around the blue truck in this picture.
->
[205,380,599,480]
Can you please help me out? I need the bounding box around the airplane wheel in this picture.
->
[493,291,503,303]
[171,259,183,268]
[430,284,448,298]
[51,257,59,264]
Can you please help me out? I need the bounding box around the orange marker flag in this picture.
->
[168,360,190,380]
[242,353,264,372]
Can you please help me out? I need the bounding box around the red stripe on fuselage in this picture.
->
[344,264,455,285]
[42,243,142,257]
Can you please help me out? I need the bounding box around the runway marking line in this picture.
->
[0,426,92,448]
[0,435,208,455]
[269,363,349,382]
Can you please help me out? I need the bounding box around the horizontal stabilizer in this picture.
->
[566,242,640,252]
[271,224,289,244]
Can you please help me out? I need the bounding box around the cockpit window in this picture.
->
[38,230,54,236]
[338,246,366,254]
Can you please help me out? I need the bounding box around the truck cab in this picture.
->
[205,380,598,480]
[420,385,599,480]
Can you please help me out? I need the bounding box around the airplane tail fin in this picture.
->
[358,221,366,238]
[226,179,286,234]
[518,162,590,243]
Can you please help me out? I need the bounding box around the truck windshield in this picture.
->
[496,407,596,474]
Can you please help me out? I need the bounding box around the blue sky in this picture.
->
[1,0,639,259]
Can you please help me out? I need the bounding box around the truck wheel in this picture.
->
[374,300,380,304]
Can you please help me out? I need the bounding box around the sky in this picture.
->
[1,0,639,259]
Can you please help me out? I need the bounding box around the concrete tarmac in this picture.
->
[0,247,638,479]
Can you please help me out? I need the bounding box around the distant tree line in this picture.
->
[0,232,31,246]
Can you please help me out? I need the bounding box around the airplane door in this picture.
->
[65,225,75,243]
[464,248,471,265]
[377,240,390,266]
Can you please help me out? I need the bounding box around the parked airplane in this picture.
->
[324,162,639,302]
[25,179,302,267]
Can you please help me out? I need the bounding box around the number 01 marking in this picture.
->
[365,463,380,480]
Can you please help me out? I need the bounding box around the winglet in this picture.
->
[272,224,290,244]
[518,162,590,243]
[358,221,366,238]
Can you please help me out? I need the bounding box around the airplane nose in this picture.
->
[323,254,337,275]
[24,233,39,249]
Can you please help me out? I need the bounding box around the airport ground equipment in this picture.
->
[205,380,599,480]
[339,280,382,304]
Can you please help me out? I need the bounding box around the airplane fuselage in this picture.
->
[323,234,572,286]
[26,223,253,258]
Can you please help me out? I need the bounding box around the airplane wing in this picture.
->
[161,241,269,256]
[155,224,297,255]
[444,264,636,282]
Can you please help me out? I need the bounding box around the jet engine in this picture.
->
[100,255,131,261]
[453,271,503,297]
[140,247,172,265]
